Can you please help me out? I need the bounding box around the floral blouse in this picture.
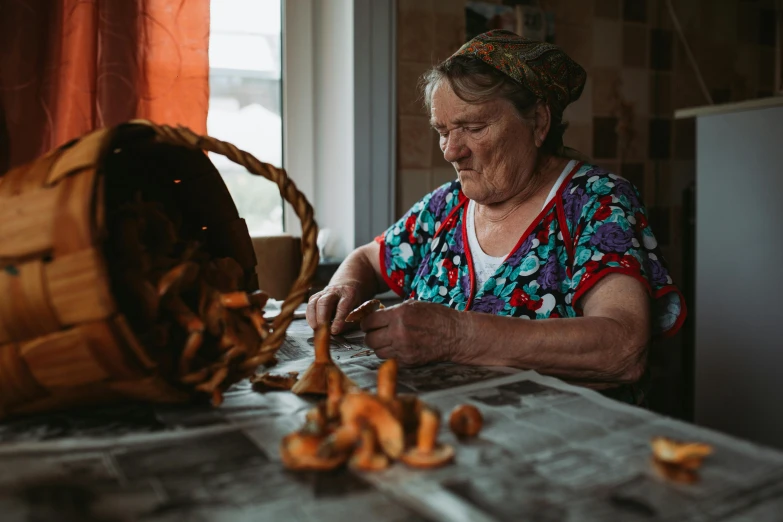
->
[377,161,686,342]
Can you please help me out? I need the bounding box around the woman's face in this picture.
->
[430,81,542,205]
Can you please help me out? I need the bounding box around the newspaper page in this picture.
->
[362,371,783,522]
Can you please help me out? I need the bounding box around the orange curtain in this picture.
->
[0,0,210,172]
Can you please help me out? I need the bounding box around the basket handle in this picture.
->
[135,121,319,371]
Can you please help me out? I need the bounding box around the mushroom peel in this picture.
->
[280,432,346,471]
[340,392,405,459]
[349,427,390,472]
[345,299,384,322]
[251,371,299,391]
[449,404,484,438]
[291,323,357,395]
[651,437,713,470]
[400,407,455,469]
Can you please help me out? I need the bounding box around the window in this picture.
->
[208,0,283,236]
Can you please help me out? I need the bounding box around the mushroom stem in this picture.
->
[417,407,439,454]
[377,359,398,402]
[314,323,332,364]
[326,366,344,420]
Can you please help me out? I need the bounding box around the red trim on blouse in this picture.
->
[572,265,688,338]
[556,193,574,273]
[459,199,476,310]
[376,236,405,298]
[434,191,468,239]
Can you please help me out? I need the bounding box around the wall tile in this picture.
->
[709,88,731,105]
[620,68,650,115]
[595,0,620,18]
[593,116,619,158]
[398,61,431,116]
[623,24,648,67]
[564,77,593,124]
[597,160,620,176]
[737,3,759,44]
[650,159,671,207]
[592,19,622,67]
[619,114,648,162]
[549,0,596,26]
[434,13,467,63]
[646,0,671,30]
[620,162,646,200]
[623,0,646,22]
[733,44,759,95]
[671,72,705,110]
[650,29,673,70]
[592,67,621,116]
[399,115,433,168]
[670,160,695,205]
[398,6,436,62]
[432,0,466,15]
[650,73,671,116]
[648,205,670,245]
[398,169,432,217]
[648,117,671,160]
[673,118,695,161]
[564,122,593,159]
[432,167,457,189]
[556,23,593,69]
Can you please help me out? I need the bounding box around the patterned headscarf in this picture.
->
[449,30,586,116]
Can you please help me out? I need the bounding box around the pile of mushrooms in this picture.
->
[279,342,456,472]
[106,193,273,405]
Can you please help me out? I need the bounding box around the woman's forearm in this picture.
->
[327,243,388,300]
[453,312,649,384]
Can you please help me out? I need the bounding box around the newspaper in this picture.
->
[1,321,782,521]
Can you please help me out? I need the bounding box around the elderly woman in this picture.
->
[306,30,685,402]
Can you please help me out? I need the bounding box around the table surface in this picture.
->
[0,319,782,522]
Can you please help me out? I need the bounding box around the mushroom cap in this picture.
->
[340,393,405,459]
[345,299,384,322]
[651,437,712,469]
[400,444,455,469]
[280,432,346,471]
[317,423,361,459]
[350,451,390,472]
[449,404,484,438]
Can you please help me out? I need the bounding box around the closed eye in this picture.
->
[466,126,485,133]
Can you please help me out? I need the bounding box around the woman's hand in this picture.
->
[360,300,464,366]
[306,283,363,334]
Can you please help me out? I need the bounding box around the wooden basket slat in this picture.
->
[0,343,47,406]
[0,314,10,345]
[80,321,148,380]
[52,168,98,256]
[45,248,116,325]
[20,328,110,388]
[0,260,61,342]
[46,128,112,185]
[0,184,61,261]
[112,315,158,370]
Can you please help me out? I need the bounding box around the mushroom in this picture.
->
[651,437,713,470]
[340,392,404,459]
[449,404,484,439]
[349,427,390,472]
[345,299,384,323]
[376,359,398,403]
[317,422,361,459]
[400,406,455,469]
[280,432,346,471]
[157,261,199,297]
[291,324,357,395]
[251,371,299,391]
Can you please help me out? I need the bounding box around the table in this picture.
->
[0,319,782,521]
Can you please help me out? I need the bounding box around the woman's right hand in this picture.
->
[306,283,363,334]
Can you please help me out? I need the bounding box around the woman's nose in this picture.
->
[442,135,469,163]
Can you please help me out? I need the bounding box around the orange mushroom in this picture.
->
[340,392,404,459]
[291,324,357,395]
[449,404,484,439]
[317,422,361,459]
[349,427,390,472]
[251,371,299,391]
[345,299,384,323]
[376,359,398,403]
[400,407,454,469]
[650,436,713,470]
[280,432,346,471]
[157,261,199,297]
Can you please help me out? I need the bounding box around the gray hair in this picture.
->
[421,56,568,155]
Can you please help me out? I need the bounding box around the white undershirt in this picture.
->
[466,160,576,289]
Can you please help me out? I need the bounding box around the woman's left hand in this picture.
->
[360,300,465,366]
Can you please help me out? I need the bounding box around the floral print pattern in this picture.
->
[377,163,685,338]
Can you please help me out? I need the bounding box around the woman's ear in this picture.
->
[533,101,552,148]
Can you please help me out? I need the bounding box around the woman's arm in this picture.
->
[306,242,388,333]
[362,273,651,386]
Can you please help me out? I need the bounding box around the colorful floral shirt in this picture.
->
[377,163,686,399]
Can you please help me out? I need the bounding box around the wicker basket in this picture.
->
[0,121,318,419]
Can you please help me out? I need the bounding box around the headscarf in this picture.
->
[448,30,589,161]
